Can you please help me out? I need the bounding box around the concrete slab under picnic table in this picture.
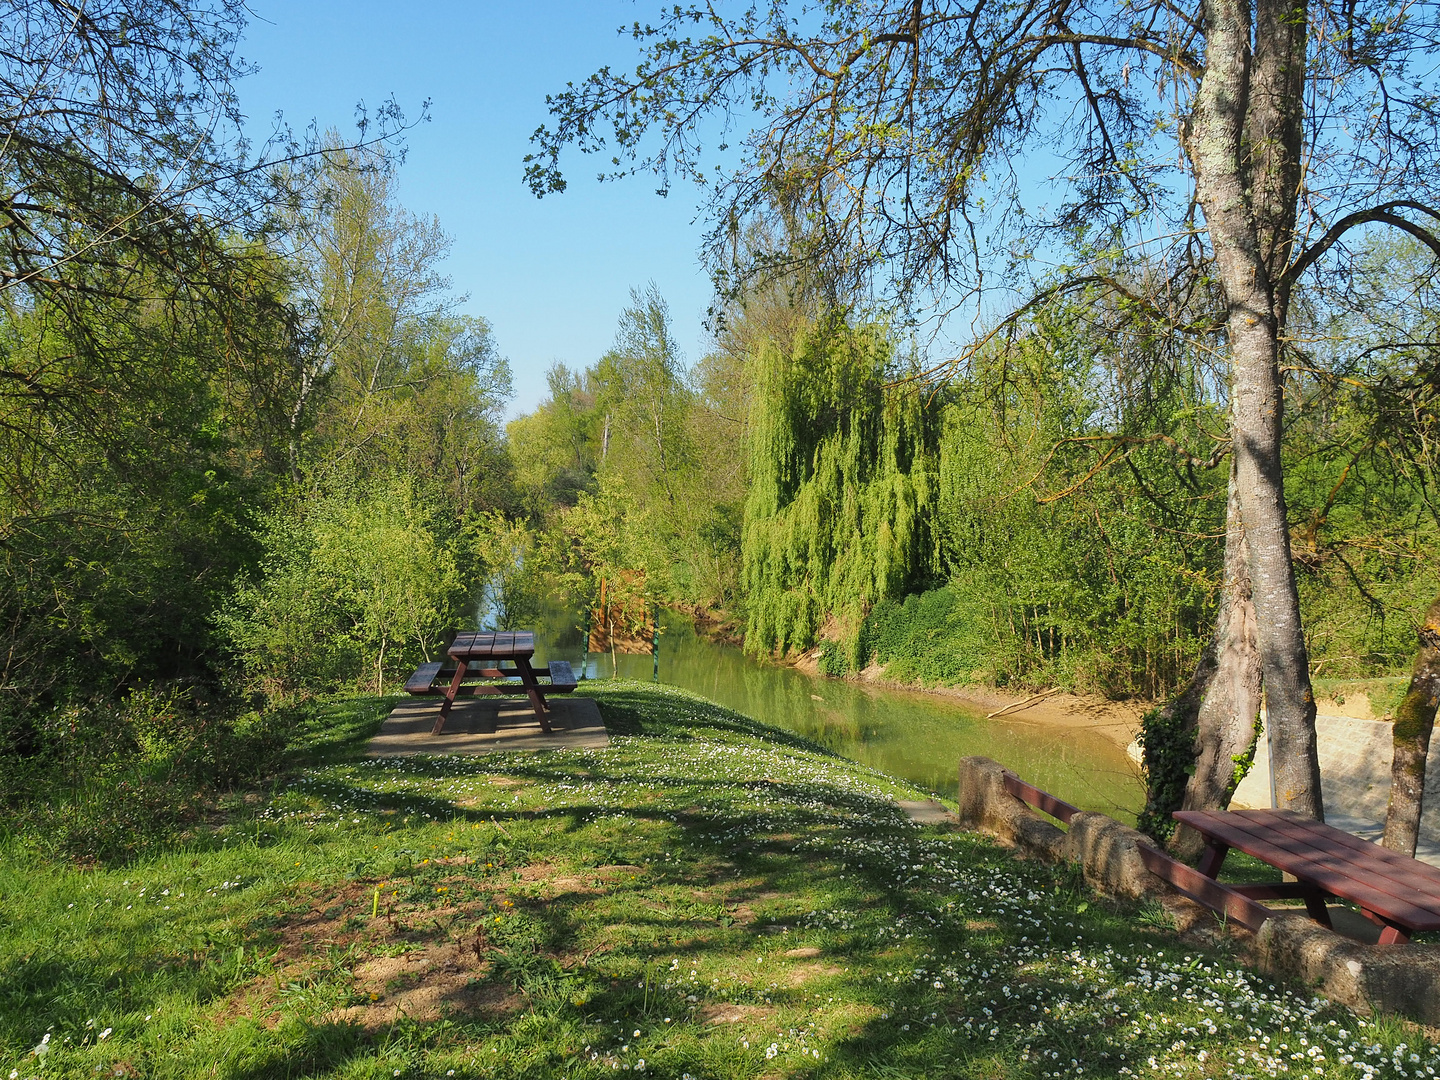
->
[368,695,609,757]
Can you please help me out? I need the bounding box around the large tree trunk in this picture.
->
[1382,592,1440,855]
[1171,464,1264,860]
[1188,0,1323,819]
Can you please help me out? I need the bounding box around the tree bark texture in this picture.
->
[1382,592,1440,856]
[1188,0,1323,819]
[1171,465,1265,860]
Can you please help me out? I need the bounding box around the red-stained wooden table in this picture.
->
[404,631,577,736]
[1173,808,1440,944]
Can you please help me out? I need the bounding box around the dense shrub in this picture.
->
[0,689,293,863]
[861,588,987,685]
[219,479,471,697]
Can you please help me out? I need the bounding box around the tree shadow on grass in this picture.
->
[285,695,400,768]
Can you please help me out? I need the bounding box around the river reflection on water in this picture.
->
[532,607,1144,824]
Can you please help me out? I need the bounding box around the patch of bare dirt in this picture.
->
[791,649,823,676]
[683,883,759,925]
[272,880,373,959]
[700,1002,774,1024]
[327,940,523,1029]
[1316,691,1392,721]
[783,946,822,959]
[784,961,842,985]
[211,978,285,1029]
[502,862,644,900]
[225,878,522,1030]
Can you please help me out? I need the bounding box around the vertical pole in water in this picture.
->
[652,604,660,682]
[582,599,591,681]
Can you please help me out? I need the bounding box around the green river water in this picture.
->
[531,607,1145,823]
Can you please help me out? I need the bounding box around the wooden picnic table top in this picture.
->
[1175,808,1440,934]
[447,631,535,661]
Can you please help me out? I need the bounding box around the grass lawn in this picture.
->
[1,681,1435,1079]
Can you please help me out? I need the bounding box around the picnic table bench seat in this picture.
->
[403,658,578,696]
[404,662,446,695]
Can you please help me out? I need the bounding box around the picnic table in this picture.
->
[403,630,577,736]
[1141,808,1440,943]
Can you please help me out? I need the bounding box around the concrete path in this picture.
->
[897,799,958,826]
[368,696,609,757]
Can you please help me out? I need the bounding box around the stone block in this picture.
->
[956,756,1065,860]
[1255,913,1440,1024]
[1062,811,1158,900]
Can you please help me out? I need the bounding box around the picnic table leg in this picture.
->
[1196,841,1230,879]
[433,660,468,736]
[1358,909,1411,944]
[1301,887,1333,929]
[514,655,553,734]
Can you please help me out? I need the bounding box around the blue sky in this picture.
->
[237,2,715,418]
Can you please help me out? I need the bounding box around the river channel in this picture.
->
[531,607,1144,823]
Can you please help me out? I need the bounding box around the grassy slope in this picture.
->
[0,682,1434,1079]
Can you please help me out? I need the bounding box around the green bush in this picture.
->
[860,588,987,684]
[1135,704,1189,843]
[219,478,468,697]
[0,689,293,863]
[816,639,848,676]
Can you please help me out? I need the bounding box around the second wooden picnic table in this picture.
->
[1166,808,1440,943]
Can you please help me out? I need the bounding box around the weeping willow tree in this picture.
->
[742,322,940,664]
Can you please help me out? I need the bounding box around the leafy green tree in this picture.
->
[0,252,300,726]
[507,365,605,513]
[284,141,513,501]
[220,480,465,697]
[512,287,750,612]
[0,3,415,488]
[467,510,550,631]
[744,318,939,663]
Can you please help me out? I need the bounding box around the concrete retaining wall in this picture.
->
[957,755,1440,1025]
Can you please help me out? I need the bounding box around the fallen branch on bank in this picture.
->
[986,688,1062,719]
